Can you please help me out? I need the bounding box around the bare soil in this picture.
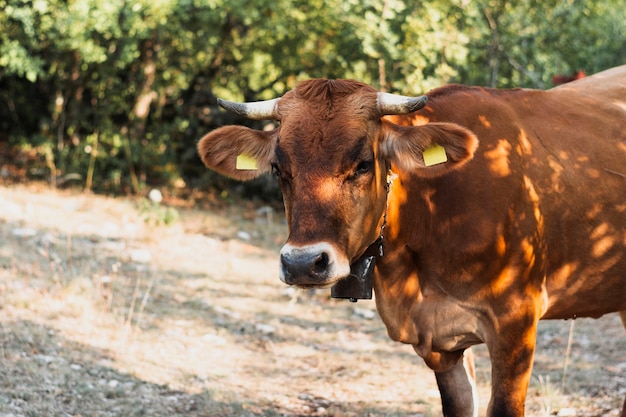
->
[0,184,624,417]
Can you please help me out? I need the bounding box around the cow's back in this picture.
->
[534,66,626,318]
[550,64,626,100]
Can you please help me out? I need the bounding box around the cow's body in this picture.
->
[198,66,626,417]
[552,69,586,85]
[377,68,626,415]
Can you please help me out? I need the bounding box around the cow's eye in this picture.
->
[355,160,373,176]
[271,163,282,178]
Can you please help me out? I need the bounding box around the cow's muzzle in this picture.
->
[279,242,350,287]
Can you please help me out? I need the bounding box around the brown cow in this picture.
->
[197,66,626,417]
[552,69,586,85]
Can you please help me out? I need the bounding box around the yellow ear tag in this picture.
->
[236,153,258,170]
[423,144,448,167]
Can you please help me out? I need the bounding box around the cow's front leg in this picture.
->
[434,349,478,417]
[486,319,538,417]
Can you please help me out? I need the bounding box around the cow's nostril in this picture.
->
[313,252,329,273]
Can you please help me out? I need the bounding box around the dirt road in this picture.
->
[1,184,624,416]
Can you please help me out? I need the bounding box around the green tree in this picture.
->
[1,0,624,196]
[461,0,626,88]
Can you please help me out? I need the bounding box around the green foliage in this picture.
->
[458,0,626,88]
[0,0,624,196]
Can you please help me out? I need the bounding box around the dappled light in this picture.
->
[591,223,618,258]
[483,139,512,177]
[478,115,492,129]
[0,184,446,416]
[1,1,625,415]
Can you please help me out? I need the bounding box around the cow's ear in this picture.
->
[197,126,276,181]
[381,121,479,177]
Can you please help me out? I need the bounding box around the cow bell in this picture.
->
[331,245,377,302]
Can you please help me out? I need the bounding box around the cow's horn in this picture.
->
[377,92,428,115]
[217,97,280,120]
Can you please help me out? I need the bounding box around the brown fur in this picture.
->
[198,68,626,417]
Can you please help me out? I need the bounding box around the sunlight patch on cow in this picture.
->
[491,266,517,298]
[484,139,512,177]
[590,223,618,259]
[521,238,536,268]
[585,203,603,220]
[478,114,492,129]
[523,175,544,234]
[386,181,409,240]
[591,223,610,240]
[592,235,617,259]
[402,275,420,299]
[411,113,431,126]
[495,233,507,256]
[552,262,579,288]
[517,129,533,156]
[612,100,626,112]
[586,168,603,179]
[585,252,624,280]
[313,178,339,203]
[547,157,565,192]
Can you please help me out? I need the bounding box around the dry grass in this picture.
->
[0,183,624,417]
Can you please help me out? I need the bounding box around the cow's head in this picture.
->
[198,79,477,288]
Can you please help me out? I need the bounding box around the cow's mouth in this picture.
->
[293,281,339,290]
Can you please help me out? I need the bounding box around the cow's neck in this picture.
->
[376,171,394,255]
[372,174,447,339]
